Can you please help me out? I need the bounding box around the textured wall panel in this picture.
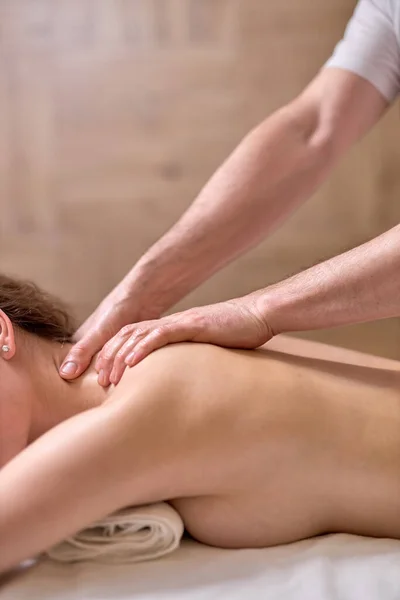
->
[1,0,400,357]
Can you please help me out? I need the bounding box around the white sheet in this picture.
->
[2,534,400,599]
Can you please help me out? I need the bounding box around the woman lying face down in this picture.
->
[1,273,400,575]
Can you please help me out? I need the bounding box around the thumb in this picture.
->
[59,334,100,380]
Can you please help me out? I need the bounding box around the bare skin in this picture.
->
[2,334,400,575]
[60,68,390,384]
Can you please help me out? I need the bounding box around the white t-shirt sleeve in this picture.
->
[325,0,400,102]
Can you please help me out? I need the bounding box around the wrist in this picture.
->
[252,286,291,337]
[119,266,166,322]
[254,267,348,336]
[122,258,191,321]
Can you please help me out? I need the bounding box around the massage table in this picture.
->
[3,337,400,599]
[2,533,400,599]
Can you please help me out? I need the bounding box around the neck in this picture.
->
[27,340,111,443]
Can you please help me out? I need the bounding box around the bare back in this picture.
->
[110,336,400,548]
[2,335,400,575]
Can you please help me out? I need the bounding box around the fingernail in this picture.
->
[125,352,135,365]
[98,369,106,386]
[61,361,78,376]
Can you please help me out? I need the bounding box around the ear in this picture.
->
[0,309,16,360]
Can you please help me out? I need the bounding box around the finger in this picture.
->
[95,320,152,372]
[96,326,143,386]
[96,336,130,386]
[125,322,194,367]
[93,328,124,372]
[73,314,95,343]
[73,303,107,344]
[60,337,100,380]
[95,327,130,372]
[109,338,139,385]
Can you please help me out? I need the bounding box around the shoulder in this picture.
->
[325,0,400,102]
[354,0,395,22]
[390,0,400,35]
[345,0,397,43]
[116,342,225,386]
[107,342,241,412]
[338,0,397,47]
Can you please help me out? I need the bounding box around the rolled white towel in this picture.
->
[45,502,184,565]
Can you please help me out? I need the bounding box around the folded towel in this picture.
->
[45,502,184,565]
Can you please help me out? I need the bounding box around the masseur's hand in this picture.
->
[60,282,161,381]
[94,294,273,387]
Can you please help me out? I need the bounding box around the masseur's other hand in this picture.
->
[94,295,273,387]
[59,283,160,381]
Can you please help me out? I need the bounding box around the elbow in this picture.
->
[284,97,339,173]
[251,102,338,179]
[306,124,337,173]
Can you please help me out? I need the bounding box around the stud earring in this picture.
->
[2,345,10,353]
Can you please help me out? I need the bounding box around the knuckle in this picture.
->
[190,311,206,328]
[154,323,171,338]
[102,335,117,350]
[115,347,128,361]
[128,321,150,336]
[102,347,116,361]
[70,344,90,358]
[120,324,134,336]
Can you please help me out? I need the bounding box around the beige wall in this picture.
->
[1,0,400,357]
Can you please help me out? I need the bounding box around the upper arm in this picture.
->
[0,360,191,574]
[289,0,399,161]
[296,68,389,159]
[326,0,400,104]
[0,399,166,574]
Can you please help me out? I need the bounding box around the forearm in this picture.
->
[127,103,333,318]
[0,361,192,575]
[0,398,170,575]
[0,408,124,574]
[257,224,400,334]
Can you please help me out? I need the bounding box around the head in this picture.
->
[0,273,76,466]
